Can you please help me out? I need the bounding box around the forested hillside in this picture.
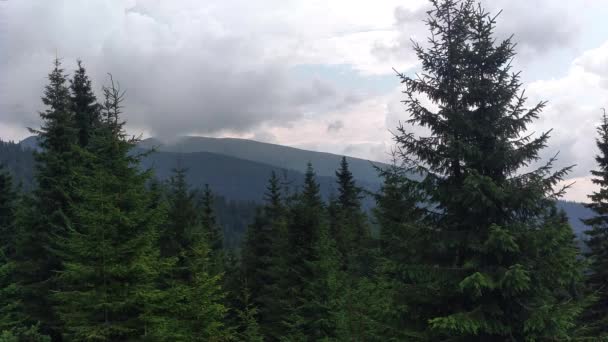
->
[140,136,387,184]
[1,1,607,340]
[1,138,594,242]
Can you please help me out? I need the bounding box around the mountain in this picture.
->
[8,135,594,244]
[140,136,389,184]
[19,135,42,151]
[137,148,345,202]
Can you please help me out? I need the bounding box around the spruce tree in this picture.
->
[372,161,433,340]
[392,0,584,339]
[286,163,324,292]
[53,76,164,340]
[234,288,264,342]
[242,171,290,339]
[70,60,100,148]
[200,184,223,259]
[148,168,229,341]
[13,58,78,337]
[581,110,608,337]
[0,165,16,265]
[160,168,198,260]
[282,163,329,339]
[329,157,369,272]
[0,165,21,332]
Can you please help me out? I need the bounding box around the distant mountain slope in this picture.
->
[136,148,345,202]
[9,136,594,243]
[140,136,389,184]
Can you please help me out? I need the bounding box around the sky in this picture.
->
[1,0,608,202]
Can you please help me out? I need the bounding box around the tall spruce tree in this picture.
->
[0,165,21,332]
[372,161,433,340]
[581,110,608,337]
[200,184,223,257]
[282,163,330,339]
[242,171,290,339]
[53,75,165,340]
[329,157,369,272]
[148,167,229,341]
[13,58,78,337]
[160,168,198,260]
[70,60,100,148]
[392,1,584,339]
[0,165,16,267]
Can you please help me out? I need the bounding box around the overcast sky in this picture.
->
[1,0,608,202]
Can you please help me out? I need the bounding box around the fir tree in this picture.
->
[14,58,78,337]
[0,166,22,332]
[392,0,584,339]
[53,75,164,340]
[235,288,264,342]
[0,165,16,264]
[329,157,369,272]
[372,160,433,339]
[242,171,290,339]
[286,163,324,292]
[581,110,608,337]
[200,184,223,258]
[283,163,329,339]
[148,168,230,341]
[70,60,100,148]
[160,168,198,260]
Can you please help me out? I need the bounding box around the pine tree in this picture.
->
[148,168,230,341]
[581,110,608,337]
[70,60,100,148]
[286,163,324,293]
[392,0,584,339]
[372,161,433,340]
[282,163,330,339]
[13,58,78,337]
[235,288,264,342]
[374,161,426,261]
[160,168,198,260]
[200,184,223,260]
[329,157,369,272]
[242,171,290,339]
[53,75,165,340]
[0,165,22,332]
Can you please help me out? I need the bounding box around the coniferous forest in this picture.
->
[1,0,608,340]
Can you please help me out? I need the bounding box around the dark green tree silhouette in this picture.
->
[392,1,585,339]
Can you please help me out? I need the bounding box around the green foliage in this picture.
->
[0,323,51,342]
[0,166,24,332]
[13,58,79,337]
[581,111,608,337]
[147,238,229,341]
[52,76,164,341]
[284,163,325,311]
[234,289,264,342]
[390,0,586,339]
[329,157,370,273]
[147,168,230,341]
[242,171,291,339]
[70,60,100,148]
[200,184,225,272]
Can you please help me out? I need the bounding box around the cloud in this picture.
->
[0,0,368,140]
[372,0,581,70]
[327,120,344,132]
